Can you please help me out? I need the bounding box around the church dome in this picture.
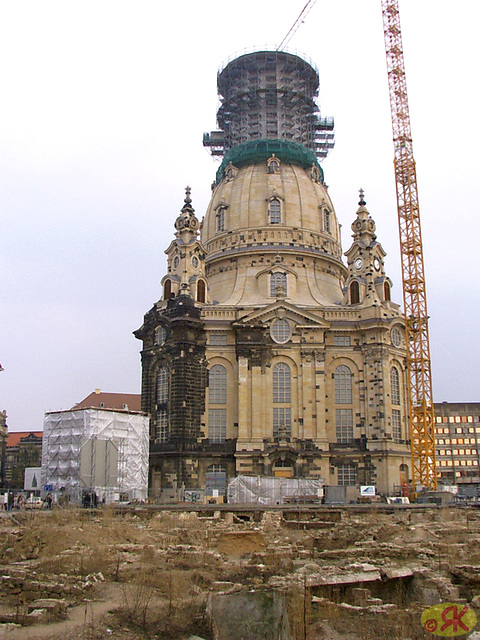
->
[201,151,346,307]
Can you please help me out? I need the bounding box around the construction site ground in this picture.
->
[1,504,480,639]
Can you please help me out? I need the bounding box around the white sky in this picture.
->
[1,1,479,431]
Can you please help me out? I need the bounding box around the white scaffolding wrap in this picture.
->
[42,409,149,503]
[227,475,323,505]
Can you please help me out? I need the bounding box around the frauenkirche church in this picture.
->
[134,50,411,498]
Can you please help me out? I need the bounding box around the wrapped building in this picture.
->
[42,408,149,503]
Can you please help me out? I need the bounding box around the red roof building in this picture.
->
[72,390,142,413]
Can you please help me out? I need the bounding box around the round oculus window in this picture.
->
[173,256,180,269]
[391,326,402,347]
[271,319,291,344]
[192,256,199,268]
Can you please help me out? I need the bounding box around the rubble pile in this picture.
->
[0,506,479,639]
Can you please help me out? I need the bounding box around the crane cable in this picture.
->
[277,0,317,51]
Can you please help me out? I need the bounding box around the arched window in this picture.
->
[163,279,172,300]
[268,198,281,224]
[209,364,227,404]
[156,366,169,404]
[390,366,401,405]
[273,363,291,403]
[384,281,391,301]
[197,279,206,303]
[270,272,287,297]
[350,280,360,304]
[268,159,279,173]
[334,365,352,404]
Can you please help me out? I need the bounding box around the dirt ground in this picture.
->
[1,505,480,639]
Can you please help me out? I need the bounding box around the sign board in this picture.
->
[44,484,53,492]
[24,467,42,491]
[360,485,376,496]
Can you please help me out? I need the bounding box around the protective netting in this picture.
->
[227,474,323,505]
[42,409,149,504]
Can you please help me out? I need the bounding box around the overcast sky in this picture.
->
[1,1,479,431]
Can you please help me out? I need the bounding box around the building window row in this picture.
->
[437,438,478,445]
[436,415,480,424]
[437,459,479,467]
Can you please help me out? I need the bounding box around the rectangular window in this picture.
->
[155,410,168,443]
[324,209,331,233]
[337,463,357,486]
[209,332,227,346]
[156,367,169,404]
[216,208,225,232]
[336,408,354,443]
[333,336,351,347]
[392,409,402,443]
[208,408,226,443]
[273,407,291,439]
[269,199,281,224]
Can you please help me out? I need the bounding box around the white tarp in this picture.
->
[42,408,149,503]
[227,475,324,505]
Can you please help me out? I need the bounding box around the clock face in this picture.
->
[354,258,363,270]
[374,257,381,271]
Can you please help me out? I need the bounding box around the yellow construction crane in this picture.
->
[381,0,437,493]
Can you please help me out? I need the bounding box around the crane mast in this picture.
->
[381,0,437,492]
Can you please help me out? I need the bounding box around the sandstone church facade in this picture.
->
[135,51,411,497]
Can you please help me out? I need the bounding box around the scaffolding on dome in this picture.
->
[203,50,334,161]
[41,408,149,504]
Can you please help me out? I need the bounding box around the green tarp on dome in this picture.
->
[216,139,324,183]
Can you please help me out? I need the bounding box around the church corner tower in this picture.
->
[136,49,411,500]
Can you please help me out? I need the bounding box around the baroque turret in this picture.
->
[162,187,209,303]
[344,190,394,306]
